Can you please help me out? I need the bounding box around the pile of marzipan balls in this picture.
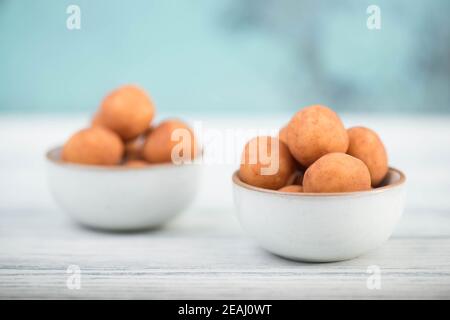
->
[62,85,197,167]
[239,105,388,193]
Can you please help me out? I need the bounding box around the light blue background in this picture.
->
[1,0,449,114]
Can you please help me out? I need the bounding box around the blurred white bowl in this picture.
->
[46,147,201,231]
[232,168,406,262]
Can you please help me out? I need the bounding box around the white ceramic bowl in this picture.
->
[46,147,201,231]
[232,168,406,262]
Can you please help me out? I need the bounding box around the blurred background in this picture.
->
[1,0,449,115]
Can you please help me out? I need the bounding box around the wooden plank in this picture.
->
[1,206,450,299]
[1,237,449,299]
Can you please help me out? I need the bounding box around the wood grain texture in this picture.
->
[1,115,450,299]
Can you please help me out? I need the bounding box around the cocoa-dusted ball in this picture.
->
[142,120,197,164]
[278,125,289,145]
[287,105,349,167]
[62,127,124,165]
[303,153,371,193]
[99,85,155,140]
[278,185,303,193]
[347,126,388,187]
[123,159,150,168]
[239,136,296,190]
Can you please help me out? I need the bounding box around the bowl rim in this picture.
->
[46,146,202,171]
[232,167,406,197]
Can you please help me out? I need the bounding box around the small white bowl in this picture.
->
[232,168,406,262]
[46,147,201,231]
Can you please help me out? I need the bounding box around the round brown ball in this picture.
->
[99,85,155,140]
[278,185,303,193]
[287,105,349,167]
[303,153,371,193]
[347,126,388,187]
[278,125,288,145]
[239,136,296,190]
[62,127,124,165]
[124,159,149,168]
[142,120,197,164]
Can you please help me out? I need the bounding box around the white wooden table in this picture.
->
[1,114,450,299]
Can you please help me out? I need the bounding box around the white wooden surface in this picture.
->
[1,114,450,299]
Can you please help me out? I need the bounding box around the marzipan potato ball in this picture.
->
[347,126,388,187]
[278,185,303,193]
[239,136,296,190]
[124,159,149,168]
[62,127,124,165]
[142,119,197,164]
[278,125,288,145]
[99,85,155,140]
[303,153,371,193]
[287,105,349,167]
[61,85,198,168]
[238,105,390,193]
